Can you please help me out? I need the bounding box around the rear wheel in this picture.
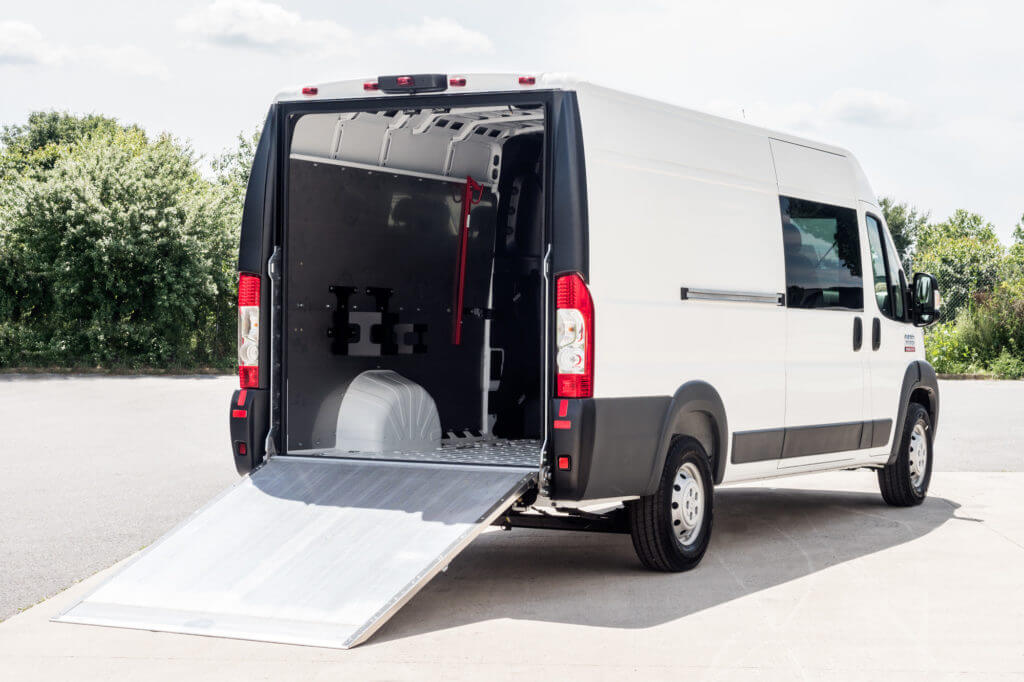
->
[628,437,714,572]
[878,403,932,506]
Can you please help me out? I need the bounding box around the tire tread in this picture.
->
[629,437,713,572]
[878,403,930,507]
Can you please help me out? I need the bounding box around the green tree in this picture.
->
[879,196,929,269]
[914,209,1004,319]
[0,111,143,182]
[917,209,1000,251]
[0,125,238,368]
[1013,213,1024,244]
[209,129,260,228]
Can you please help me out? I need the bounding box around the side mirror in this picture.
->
[912,272,940,327]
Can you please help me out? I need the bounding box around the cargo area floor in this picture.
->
[291,438,541,468]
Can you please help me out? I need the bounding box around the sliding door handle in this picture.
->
[872,317,881,351]
[853,317,863,351]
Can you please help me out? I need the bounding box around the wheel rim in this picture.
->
[908,422,928,490]
[670,461,705,547]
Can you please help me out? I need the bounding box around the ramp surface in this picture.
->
[54,456,534,649]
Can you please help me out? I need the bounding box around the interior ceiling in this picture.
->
[291,106,543,185]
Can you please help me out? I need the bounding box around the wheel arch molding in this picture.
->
[888,360,940,465]
[646,381,729,492]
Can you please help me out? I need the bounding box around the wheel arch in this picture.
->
[888,360,940,465]
[646,381,729,492]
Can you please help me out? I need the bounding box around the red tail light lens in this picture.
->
[238,273,261,388]
[363,81,379,91]
[519,76,536,86]
[449,77,466,86]
[396,76,414,86]
[555,273,594,398]
[301,86,318,95]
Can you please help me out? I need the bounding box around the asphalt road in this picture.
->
[0,375,1019,621]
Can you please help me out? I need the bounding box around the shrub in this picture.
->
[925,321,977,374]
[990,349,1024,380]
[955,279,1024,365]
[0,128,238,369]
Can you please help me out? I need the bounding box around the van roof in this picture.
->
[274,72,862,188]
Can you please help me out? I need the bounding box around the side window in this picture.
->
[865,215,905,320]
[882,229,906,319]
[780,196,863,310]
[865,215,892,316]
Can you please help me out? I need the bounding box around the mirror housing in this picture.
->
[912,272,940,327]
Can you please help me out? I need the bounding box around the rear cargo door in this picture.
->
[55,456,534,649]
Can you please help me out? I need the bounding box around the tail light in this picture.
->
[555,273,594,398]
[237,273,261,388]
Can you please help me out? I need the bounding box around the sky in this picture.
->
[1,0,1022,241]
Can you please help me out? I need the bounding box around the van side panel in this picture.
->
[572,83,787,483]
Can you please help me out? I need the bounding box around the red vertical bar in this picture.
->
[452,176,482,345]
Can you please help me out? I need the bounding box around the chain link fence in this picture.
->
[934,270,1004,322]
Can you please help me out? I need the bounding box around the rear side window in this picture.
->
[866,214,906,320]
[779,196,863,310]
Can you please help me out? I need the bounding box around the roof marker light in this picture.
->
[519,76,536,85]
[449,77,467,87]
[301,86,318,95]
[396,76,414,86]
[363,81,379,91]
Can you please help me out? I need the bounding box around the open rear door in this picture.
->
[54,456,534,649]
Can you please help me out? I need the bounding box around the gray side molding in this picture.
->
[646,381,729,492]
[888,360,940,465]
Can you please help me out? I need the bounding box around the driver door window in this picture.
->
[865,214,904,320]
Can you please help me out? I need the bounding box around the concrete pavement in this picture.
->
[2,471,1023,680]
[2,375,1023,679]
[0,375,238,620]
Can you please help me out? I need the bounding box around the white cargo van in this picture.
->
[57,73,942,648]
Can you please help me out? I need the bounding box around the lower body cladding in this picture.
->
[230,388,268,474]
[550,396,671,501]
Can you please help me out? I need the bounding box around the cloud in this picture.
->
[390,17,493,53]
[824,88,917,128]
[82,45,169,79]
[176,0,353,55]
[0,21,68,65]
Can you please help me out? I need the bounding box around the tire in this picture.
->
[878,402,932,507]
[628,436,714,572]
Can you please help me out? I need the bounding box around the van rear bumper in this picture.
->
[230,388,269,475]
[550,396,670,501]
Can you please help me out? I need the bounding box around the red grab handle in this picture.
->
[452,176,483,345]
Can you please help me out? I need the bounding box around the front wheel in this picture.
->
[878,402,932,506]
[628,437,714,572]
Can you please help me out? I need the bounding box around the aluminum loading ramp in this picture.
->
[54,455,535,649]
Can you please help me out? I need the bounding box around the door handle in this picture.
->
[872,317,881,351]
[853,317,863,351]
